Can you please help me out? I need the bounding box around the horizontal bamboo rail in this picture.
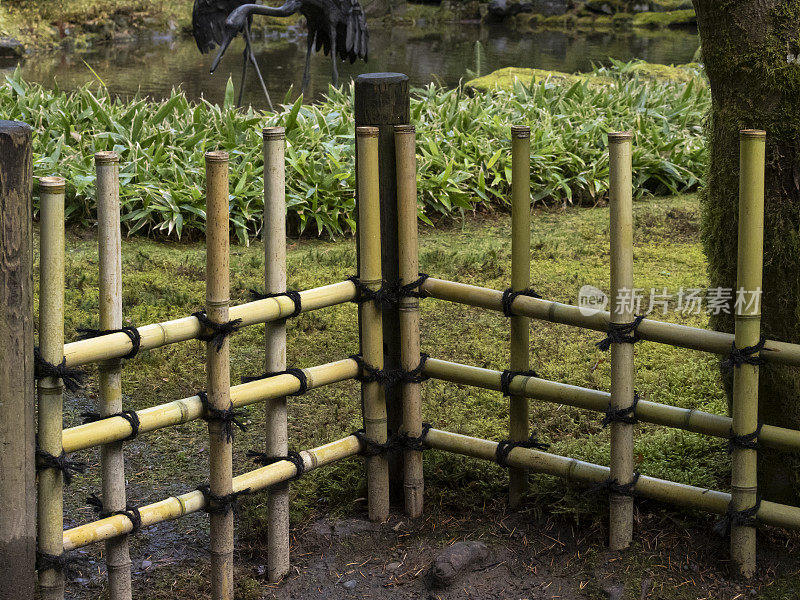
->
[62,435,361,551]
[422,358,800,453]
[419,278,800,367]
[62,359,359,453]
[423,428,800,531]
[62,281,357,368]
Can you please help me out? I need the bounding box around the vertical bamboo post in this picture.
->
[205,151,234,600]
[262,127,290,582]
[508,125,531,507]
[395,124,423,518]
[0,121,36,600]
[730,129,765,579]
[357,126,390,522]
[37,176,66,600]
[95,152,133,600]
[608,132,636,551]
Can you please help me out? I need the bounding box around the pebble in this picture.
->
[343,579,357,590]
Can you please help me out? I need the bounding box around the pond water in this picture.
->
[5,22,699,107]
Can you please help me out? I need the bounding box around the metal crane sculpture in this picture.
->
[192,0,276,109]
[208,0,369,99]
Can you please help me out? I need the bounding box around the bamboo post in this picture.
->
[262,126,290,582]
[730,130,765,579]
[204,151,234,600]
[37,176,67,600]
[608,131,636,551]
[395,124,423,518]
[95,152,133,600]
[0,121,36,600]
[509,125,531,507]
[357,126,390,522]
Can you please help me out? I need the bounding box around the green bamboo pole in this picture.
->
[421,357,800,453]
[731,130,765,579]
[509,125,531,507]
[394,124,424,518]
[95,151,133,600]
[357,126,389,522]
[262,126,290,582]
[204,151,234,600]
[417,279,800,367]
[37,176,66,600]
[608,132,635,550]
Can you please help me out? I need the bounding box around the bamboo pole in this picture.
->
[95,152,133,600]
[418,279,800,367]
[421,429,800,531]
[357,126,389,522]
[509,125,531,507]
[63,435,362,551]
[608,131,635,550]
[37,176,66,600]
[62,359,359,453]
[395,124,423,518]
[730,130,765,579]
[204,151,234,600]
[422,358,800,453]
[61,281,356,367]
[262,126,290,582]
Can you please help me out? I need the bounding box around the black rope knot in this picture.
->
[399,353,430,384]
[352,429,403,457]
[36,551,81,577]
[394,273,431,301]
[80,409,141,441]
[722,337,766,369]
[588,471,641,497]
[192,311,242,351]
[596,315,645,351]
[34,347,87,393]
[500,369,538,397]
[197,484,252,515]
[601,392,640,428]
[198,391,247,443]
[495,434,550,467]
[241,367,308,396]
[35,446,86,486]
[247,449,305,480]
[349,354,398,387]
[398,423,433,452]
[728,423,762,453]
[76,326,141,359]
[85,493,142,533]
[713,499,761,537]
[250,289,302,319]
[501,287,542,317]
[347,275,393,306]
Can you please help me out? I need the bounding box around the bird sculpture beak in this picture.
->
[210,36,234,74]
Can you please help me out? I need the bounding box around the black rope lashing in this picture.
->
[34,347,86,393]
[499,369,539,397]
[399,353,430,384]
[347,275,393,306]
[713,499,762,537]
[247,449,306,480]
[80,409,141,441]
[601,392,640,428]
[722,337,766,369]
[352,429,405,457]
[196,484,252,515]
[349,354,400,387]
[398,423,433,452]
[250,289,302,319]
[495,434,550,468]
[85,493,142,533]
[198,391,247,443]
[587,471,641,497]
[35,446,86,486]
[36,550,81,576]
[728,423,763,454]
[393,273,431,301]
[501,287,542,317]
[595,315,646,352]
[240,367,308,396]
[191,311,242,352]
[76,326,141,360]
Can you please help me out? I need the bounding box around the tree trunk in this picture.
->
[694,0,800,504]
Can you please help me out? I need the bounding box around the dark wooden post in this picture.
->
[355,73,410,503]
[0,121,36,600]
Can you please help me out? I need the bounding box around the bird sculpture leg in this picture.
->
[301,31,316,97]
[238,44,249,107]
[243,25,274,111]
[329,25,339,88]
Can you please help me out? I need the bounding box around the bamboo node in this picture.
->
[94,151,119,165]
[740,129,766,139]
[510,125,531,139]
[204,151,229,163]
[500,369,539,397]
[595,315,645,351]
[262,126,286,140]
[394,124,416,134]
[39,175,66,192]
[608,131,633,142]
[355,126,379,138]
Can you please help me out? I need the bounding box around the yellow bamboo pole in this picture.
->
[421,357,800,453]
[509,125,531,507]
[262,126,290,582]
[61,281,356,368]
[418,279,800,367]
[730,130,765,579]
[394,124,423,518]
[357,126,389,522]
[608,131,635,550]
[63,436,362,551]
[204,151,234,600]
[37,176,66,600]
[95,151,133,600]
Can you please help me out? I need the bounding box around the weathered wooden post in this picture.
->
[0,121,36,600]
[354,73,410,502]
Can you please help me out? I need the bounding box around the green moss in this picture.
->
[650,0,694,10]
[632,8,697,28]
[466,66,586,91]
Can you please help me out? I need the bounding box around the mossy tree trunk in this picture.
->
[694,0,800,503]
